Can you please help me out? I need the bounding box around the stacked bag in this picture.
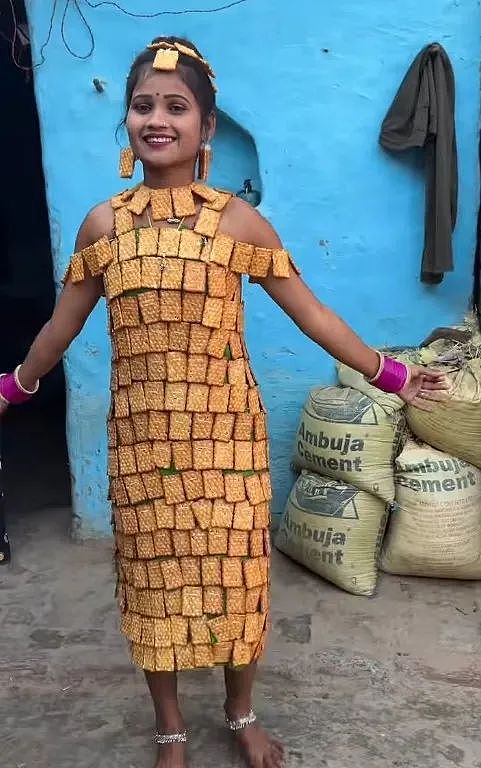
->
[275,325,481,595]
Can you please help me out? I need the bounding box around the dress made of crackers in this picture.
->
[65,183,299,672]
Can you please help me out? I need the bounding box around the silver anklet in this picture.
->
[225,710,257,731]
[153,731,187,744]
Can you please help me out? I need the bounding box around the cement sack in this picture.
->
[381,441,481,579]
[275,471,389,596]
[292,386,404,502]
[407,360,481,470]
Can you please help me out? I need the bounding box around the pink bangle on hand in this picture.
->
[367,352,410,394]
[0,366,39,406]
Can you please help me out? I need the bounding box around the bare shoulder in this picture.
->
[75,199,114,251]
[218,196,283,249]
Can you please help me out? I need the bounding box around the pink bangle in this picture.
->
[367,355,409,394]
[0,366,39,405]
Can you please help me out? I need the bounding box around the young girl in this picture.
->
[0,37,447,768]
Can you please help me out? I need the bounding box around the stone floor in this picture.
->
[2,496,481,768]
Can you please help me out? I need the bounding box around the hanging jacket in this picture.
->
[380,43,457,283]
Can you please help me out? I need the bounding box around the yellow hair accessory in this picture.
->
[148,40,216,86]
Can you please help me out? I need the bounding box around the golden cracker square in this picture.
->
[172,186,196,217]
[191,529,208,557]
[182,292,205,323]
[172,442,193,471]
[160,559,184,590]
[135,532,155,559]
[182,586,203,617]
[210,233,234,267]
[137,227,159,256]
[127,382,147,414]
[253,440,269,471]
[105,262,123,299]
[233,638,253,667]
[162,474,186,505]
[164,382,188,411]
[114,390,130,419]
[182,470,204,501]
[250,529,264,558]
[158,227,181,257]
[189,617,211,645]
[154,617,172,647]
[175,643,195,670]
[192,440,214,470]
[229,385,249,414]
[172,529,191,557]
[228,529,249,557]
[164,588,182,616]
[161,258,184,290]
[191,498,212,530]
[208,528,228,556]
[146,352,166,380]
[245,474,264,506]
[260,472,272,502]
[202,296,224,329]
[229,332,244,359]
[214,440,234,470]
[234,413,254,441]
[234,440,253,471]
[139,291,161,324]
[155,646,175,672]
[134,442,155,473]
[126,185,151,216]
[192,412,214,440]
[222,557,243,587]
[114,207,134,236]
[124,475,147,505]
[186,383,209,413]
[180,556,201,586]
[183,260,207,293]
[153,529,173,557]
[233,500,254,531]
[208,385,231,414]
[230,242,254,273]
[151,188,173,220]
[249,246,272,278]
[121,259,141,292]
[189,323,212,354]
[207,264,227,298]
[118,230,137,262]
[130,355,147,382]
[226,586,246,614]
[175,501,195,529]
[194,644,214,668]
[168,412,192,441]
[187,354,208,383]
[154,500,175,528]
[152,440,172,469]
[148,322,169,352]
[243,558,264,589]
[227,359,247,385]
[194,207,221,238]
[272,248,291,278]
[168,322,190,352]
[171,615,189,646]
[212,413,235,442]
[160,290,182,322]
[254,413,267,441]
[201,556,222,586]
[132,413,149,442]
[203,586,223,615]
[142,256,162,289]
[149,411,169,441]
[212,498,234,528]
[129,325,150,357]
[166,351,187,382]
[212,641,233,664]
[179,229,203,260]
[206,357,228,386]
[221,300,237,331]
[202,470,225,500]
[224,473,246,503]
[142,470,164,500]
[205,190,231,211]
[118,445,137,475]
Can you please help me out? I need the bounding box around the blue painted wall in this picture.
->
[26,0,480,536]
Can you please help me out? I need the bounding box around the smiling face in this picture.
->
[126,67,214,182]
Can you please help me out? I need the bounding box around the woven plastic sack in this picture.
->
[381,440,481,578]
[407,360,481,470]
[275,471,389,596]
[292,385,404,502]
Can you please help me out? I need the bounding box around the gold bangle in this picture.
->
[14,365,39,395]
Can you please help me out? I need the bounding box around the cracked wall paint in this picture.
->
[26,0,480,535]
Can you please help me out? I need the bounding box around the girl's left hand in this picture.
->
[399,366,452,411]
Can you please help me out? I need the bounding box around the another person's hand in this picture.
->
[399,366,451,411]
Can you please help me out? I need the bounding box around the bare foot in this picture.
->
[226,710,284,768]
[153,741,187,768]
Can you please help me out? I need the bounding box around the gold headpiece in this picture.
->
[148,40,216,89]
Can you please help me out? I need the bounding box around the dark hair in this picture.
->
[122,36,216,125]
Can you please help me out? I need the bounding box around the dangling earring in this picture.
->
[119,146,135,179]
[197,141,212,181]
